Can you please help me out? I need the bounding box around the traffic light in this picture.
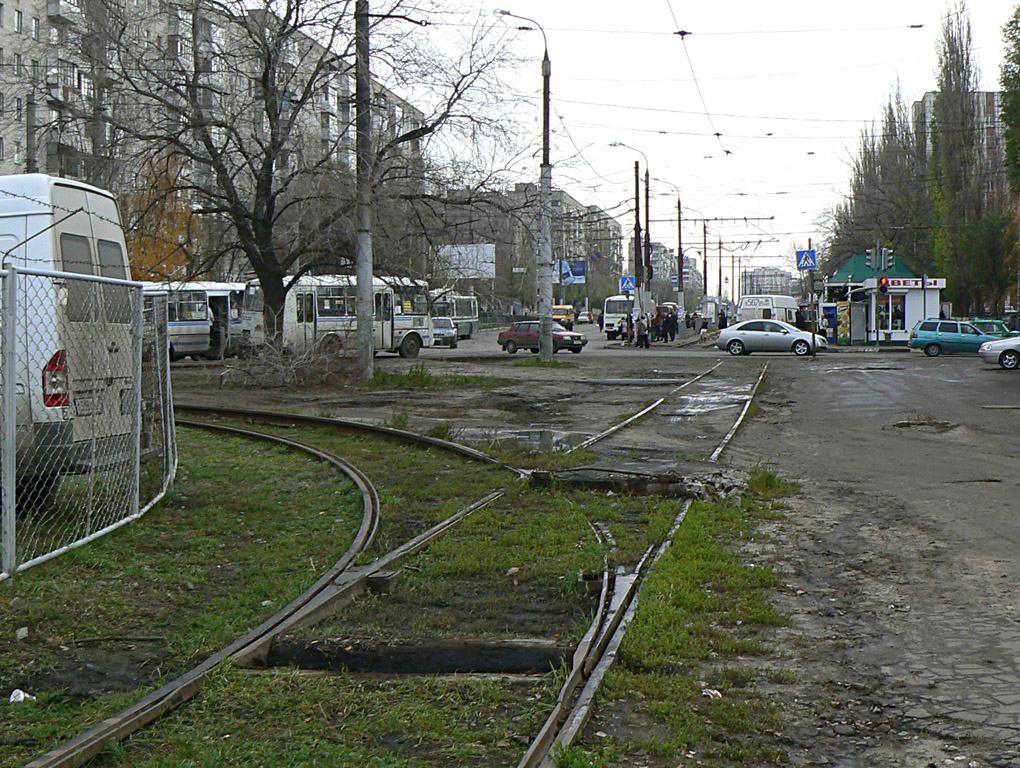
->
[865,248,875,269]
[884,249,895,269]
[879,276,889,294]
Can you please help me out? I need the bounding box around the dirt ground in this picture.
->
[168,333,1020,766]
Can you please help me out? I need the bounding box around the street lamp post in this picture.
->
[497,10,553,362]
[610,141,651,314]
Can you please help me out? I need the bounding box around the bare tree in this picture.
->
[35,0,519,344]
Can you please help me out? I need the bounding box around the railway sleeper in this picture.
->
[530,466,748,499]
[265,637,570,675]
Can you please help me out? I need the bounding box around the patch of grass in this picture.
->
[372,363,502,390]
[512,357,578,368]
[385,405,411,430]
[590,472,797,765]
[425,420,459,441]
[555,744,614,767]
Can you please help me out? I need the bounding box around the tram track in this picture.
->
[20,359,768,768]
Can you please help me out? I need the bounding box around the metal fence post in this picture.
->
[2,266,18,581]
[131,286,143,519]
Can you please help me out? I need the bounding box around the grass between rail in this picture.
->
[561,466,800,768]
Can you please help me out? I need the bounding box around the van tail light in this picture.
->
[43,350,69,407]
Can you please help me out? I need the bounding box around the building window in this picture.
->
[0,93,5,116]
[0,138,5,161]
[15,10,22,32]
[31,60,39,80]
[31,17,38,40]
[14,53,21,77]
[0,5,5,28]
[13,141,21,164]
[15,97,21,120]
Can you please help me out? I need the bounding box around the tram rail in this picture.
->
[21,359,768,768]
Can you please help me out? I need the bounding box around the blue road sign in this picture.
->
[620,275,636,292]
[670,273,679,287]
[797,249,818,270]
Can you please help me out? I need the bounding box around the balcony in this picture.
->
[47,0,82,25]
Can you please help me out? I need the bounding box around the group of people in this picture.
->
[625,308,682,349]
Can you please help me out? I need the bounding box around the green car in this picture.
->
[909,319,997,356]
[969,319,1018,338]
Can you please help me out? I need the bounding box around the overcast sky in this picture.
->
[475,0,1017,296]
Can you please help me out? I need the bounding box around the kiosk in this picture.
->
[864,276,945,344]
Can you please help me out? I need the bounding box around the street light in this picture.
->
[496,9,554,361]
[609,141,651,312]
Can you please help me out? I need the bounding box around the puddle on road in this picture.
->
[457,427,586,452]
[670,381,752,419]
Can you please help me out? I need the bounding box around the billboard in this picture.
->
[436,244,496,279]
[557,259,587,286]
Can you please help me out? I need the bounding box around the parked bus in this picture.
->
[602,294,634,340]
[142,281,245,361]
[242,275,433,357]
[0,174,135,506]
[429,290,479,339]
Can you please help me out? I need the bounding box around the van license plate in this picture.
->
[74,396,103,417]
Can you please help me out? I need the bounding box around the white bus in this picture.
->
[242,275,433,357]
[602,294,635,340]
[142,281,245,361]
[0,174,135,505]
[429,290,479,339]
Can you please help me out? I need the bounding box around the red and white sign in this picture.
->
[865,277,945,289]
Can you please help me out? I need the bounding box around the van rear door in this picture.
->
[53,183,134,451]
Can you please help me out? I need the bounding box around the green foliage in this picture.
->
[1003,7,1020,196]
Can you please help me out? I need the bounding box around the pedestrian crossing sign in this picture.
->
[797,249,818,270]
[620,275,636,292]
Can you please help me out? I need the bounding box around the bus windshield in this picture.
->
[605,299,633,315]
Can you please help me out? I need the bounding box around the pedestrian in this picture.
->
[685,312,693,329]
[819,310,830,339]
[718,310,728,330]
[666,310,677,342]
[635,314,650,349]
[625,312,634,344]
[651,312,663,342]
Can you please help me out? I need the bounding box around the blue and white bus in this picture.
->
[142,281,245,360]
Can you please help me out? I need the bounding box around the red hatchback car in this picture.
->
[498,321,588,354]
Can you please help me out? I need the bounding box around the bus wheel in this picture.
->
[318,335,343,355]
[399,335,421,358]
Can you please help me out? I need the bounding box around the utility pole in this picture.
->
[634,161,643,289]
[355,0,374,379]
[25,94,37,174]
[702,222,707,304]
[644,166,651,308]
[717,238,722,306]
[676,196,683,311]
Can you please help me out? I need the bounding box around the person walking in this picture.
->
[718,310,728,330]
[666,310,678,342]
[635,314,650,349]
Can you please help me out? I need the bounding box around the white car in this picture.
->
[716,319,827,356]
[978,336,1020,369]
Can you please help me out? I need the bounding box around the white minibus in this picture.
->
[602,294,634,340]
[736,295,800,325]
[0,174,135,505]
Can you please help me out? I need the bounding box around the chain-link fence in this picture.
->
[0,267,177,581]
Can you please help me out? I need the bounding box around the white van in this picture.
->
[736,295,799,325]
[0,174,135,505]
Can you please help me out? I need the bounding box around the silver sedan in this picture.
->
[978,336,1020,369]
[716,319,827,356]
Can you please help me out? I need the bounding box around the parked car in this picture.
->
[716,319,826,356]
[908,319,996,356]
[969,318,1017,338]
[432,316,458,348]
[498,321,588,354]
[978,336,1020,369]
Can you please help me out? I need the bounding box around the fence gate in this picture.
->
[0,267,176,581]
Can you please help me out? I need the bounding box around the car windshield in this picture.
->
[434,318,453,329]
[552,321,569,332]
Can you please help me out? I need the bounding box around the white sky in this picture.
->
[470,0,1016,296]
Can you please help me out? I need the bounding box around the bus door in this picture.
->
[374,291,393,349]
[207,294,228,358]
[295,290,317,350]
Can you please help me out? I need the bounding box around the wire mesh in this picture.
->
[0,268,176,579]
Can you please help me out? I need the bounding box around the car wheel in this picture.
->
[505,340,518,354]
[924,343,941,357]
[570,348,582,354]
[792,339,811,356]
[726,339,744,356]
[1001,350,1020,369]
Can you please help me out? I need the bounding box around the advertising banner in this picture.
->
[837,301,851,345]
[557,259,587,285]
